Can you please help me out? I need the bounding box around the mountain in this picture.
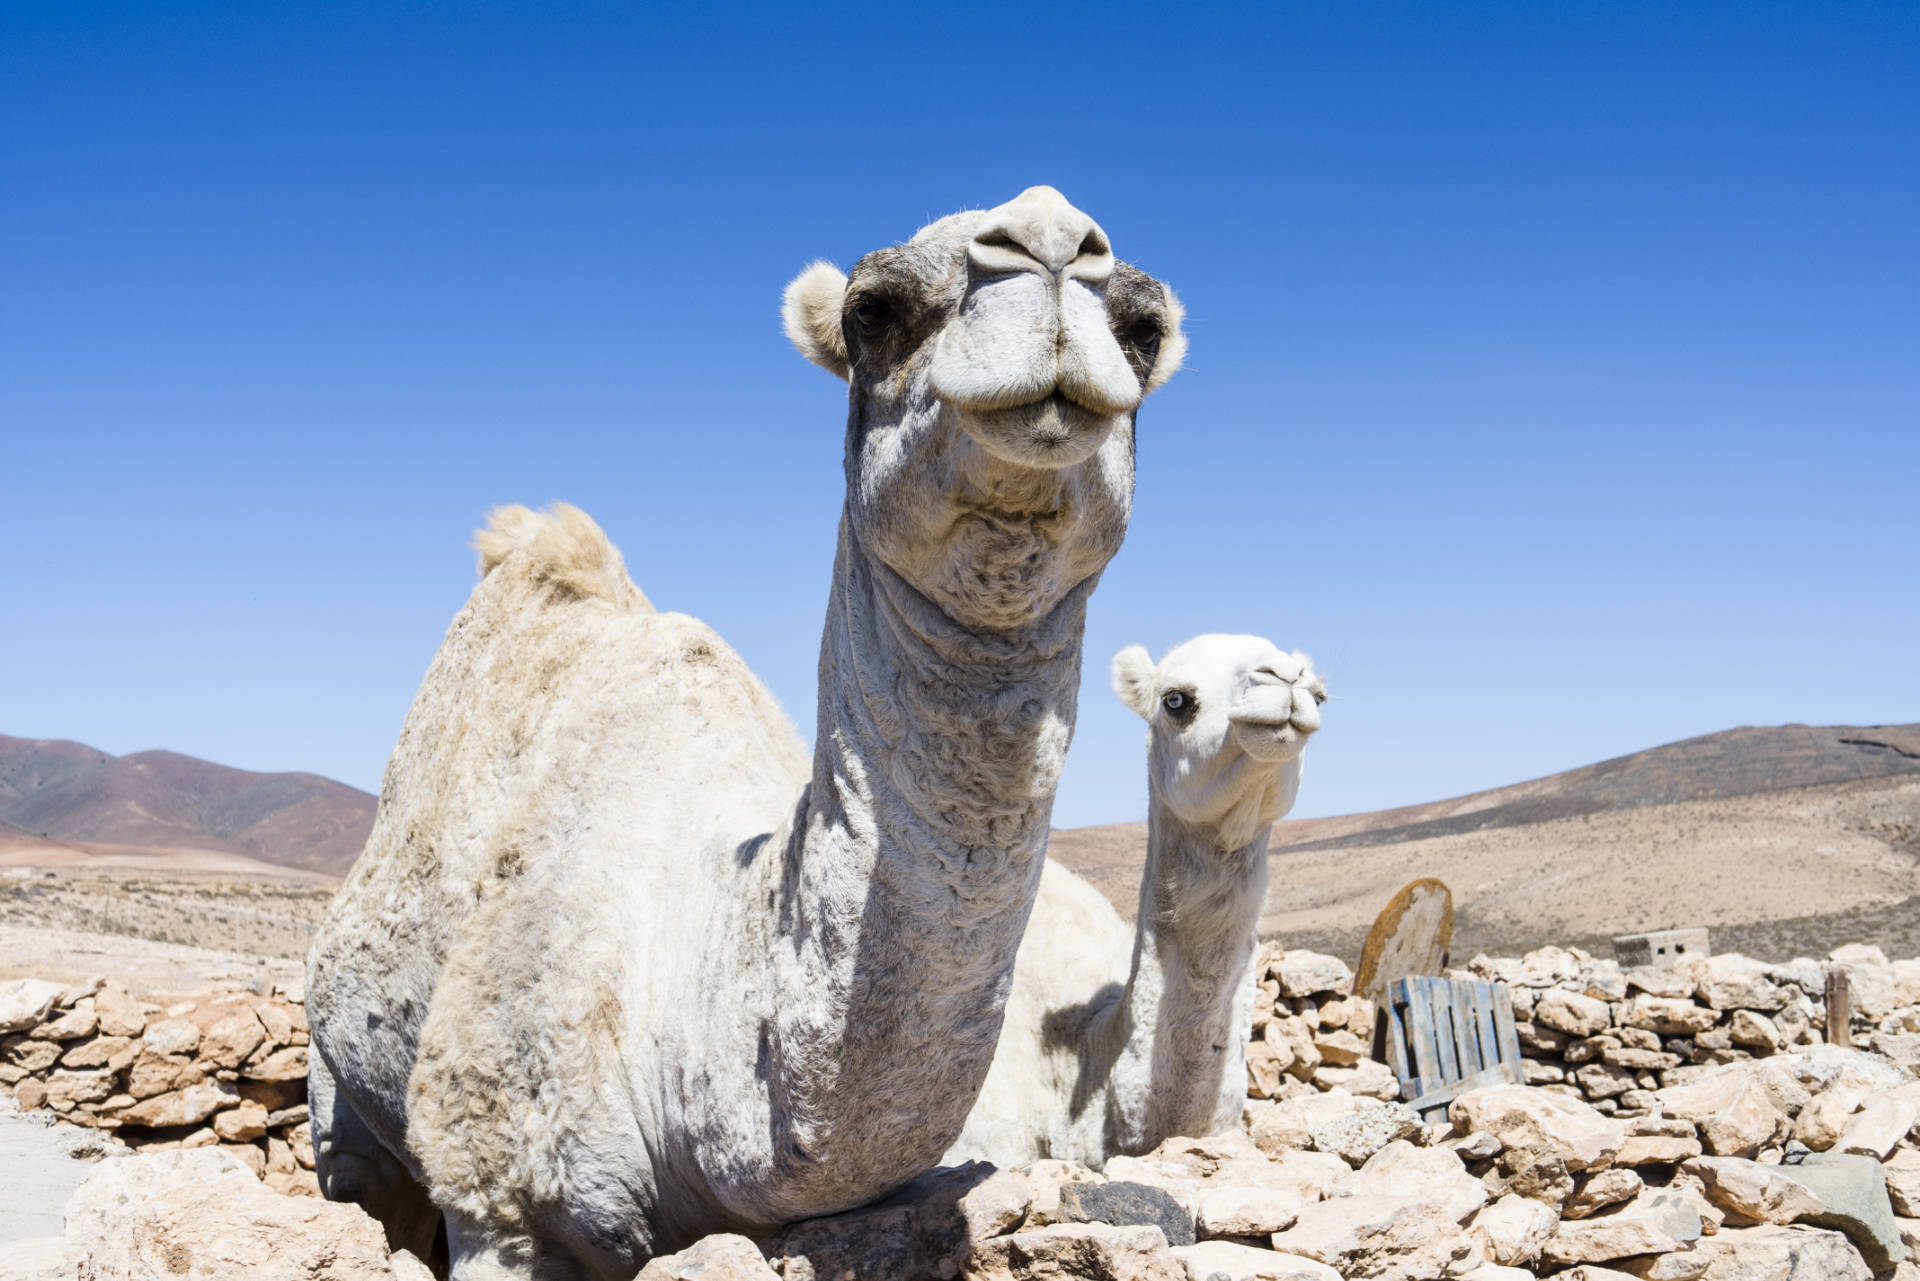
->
[1047,723,1920,963]
[0,734,375,876]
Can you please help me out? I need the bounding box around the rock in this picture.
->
[1885,1147,1920,1218]
[14,1077,48,1110]
[1693,955,1788,1012]
[1616,1133,1705,1165]
[767,1204,920,1281]
[636,1233,782,1280]
[31,1006,98,1041]
[0,980,66,1034]
[240,1045,308,1081]
[200,1010,267,1069]
[91,985,146,1038]
[1311,1029,1366,1066]
[1693,1223,1873,1279]
[1684,1157,1826,1225]
[142,1016,202,1056]
[1500,1148,1576,1207]
[1249,1089,1364,1155]
[1657,1067,1790,1158]
[1061,1181,1196,1248]
[65,1147,260,1276]
[123,1173,402,1279]
[1612,1249,1711,1279]
[1313,1058,1400,1100]
[1539,990,1615,1036]
[1017,1159,1105,1227]
[114,1080,239,1128]
[126,1050,206,1099]
[1168,1241,1339,1281]
[1308,1102,1422,1166]
[1451,1084,1627,1171]
[1454,1130,1503,1160]
[1563,1168,1644,1219]
[1246,1037,1289,1098]
[1274,951,1352,998]
[968,1223,1183,1281]
[0,1237,93,1281]
[59,1034,137,1070]
[1728,1011,1783,1051]
[43,1068,115,1111]
[877,1162,1032,1274]
[1543,1190,1703,1264]
[1469,1193,1558,1265]
[1793,1090,1856,1151]
[1343,1140,1487,1224]
[255,1001,295,1046]
[1836,1093,1918,1159]
[212,1099,270,1141]
[1267,1195,1473,1281]
[1623,996,1722,1036]
[1196,1185,1306,1238]
[389,1251,435,1281]
[1784,1152,1903,1271]
[6,1038,62,1073]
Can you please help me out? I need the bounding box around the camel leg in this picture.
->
[309,1048,441,1262]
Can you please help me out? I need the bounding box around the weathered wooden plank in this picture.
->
[1471,982,1499,1070]
[1404,979,1441,1101]
[1386,979,1414,1084]
[1826,968,1852,1048]
[1492,986,1522,1067]
[1428,979,1460,1083]
[1452,982,1483,1076]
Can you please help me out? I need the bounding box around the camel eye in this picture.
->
[1161,690,1187,713]
[852,297,895,333]
[1125,319,1162,359]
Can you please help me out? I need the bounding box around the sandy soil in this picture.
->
[0,1092,125,1245]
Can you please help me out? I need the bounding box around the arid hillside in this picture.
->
[1049,722,1920,962]
[0,734,374,876]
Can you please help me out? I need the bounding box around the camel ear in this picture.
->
[783,261,850,379]
[1110,645,1157,720]
[1143,285,1187,393]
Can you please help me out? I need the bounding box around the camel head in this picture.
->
[783,186,1186,630]
[1112,635,1327,850]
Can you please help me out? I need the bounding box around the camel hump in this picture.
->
[474,503,651,611]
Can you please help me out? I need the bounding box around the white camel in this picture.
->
[304,187,1187,1278]
[948,635,1326,1170]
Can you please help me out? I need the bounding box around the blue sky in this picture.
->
[4,2,1916,827]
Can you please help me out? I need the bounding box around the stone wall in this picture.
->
[0,975,316,1197]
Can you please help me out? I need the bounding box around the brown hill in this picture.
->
[1048,723,1920,963]
[0,734,374,876]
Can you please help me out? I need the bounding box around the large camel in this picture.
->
[948,635,1325,1169]
[304,187,1186,1278]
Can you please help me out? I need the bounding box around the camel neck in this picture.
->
[1107,801,1268,1152]
[757,514,1093,1211]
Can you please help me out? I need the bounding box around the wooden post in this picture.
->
[1826,968,1852,1048]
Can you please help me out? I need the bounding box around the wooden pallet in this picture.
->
[1384,976,1526,1121]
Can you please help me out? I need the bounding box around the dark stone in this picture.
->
[1789,1152,1902,1272]
[1057,1180,1194,1248]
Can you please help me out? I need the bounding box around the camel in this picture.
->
[947,635,1326,1169]
[303,187,1187,1279]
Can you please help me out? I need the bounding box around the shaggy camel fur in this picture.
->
[304,187,1185,1278]
[948,635,1325,1169]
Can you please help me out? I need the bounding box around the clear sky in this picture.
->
[4,2,1916,828]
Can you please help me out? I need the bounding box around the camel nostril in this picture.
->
[968,187,1112,280]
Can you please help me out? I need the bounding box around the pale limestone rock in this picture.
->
[0,1237,92,1281]
[1837,1094,1918,1159]
[113,1080,239,1128]
[1312,1058,1400,1100]
[1248,1089,1365,1155]
[212,1099,269,1142]
[1196,1185,1306,1238]
[1454,1130,1503,1160]
[1516,947,1583,987]
[1310,1029,1366,1067]
[1309,1102,1422,1167]
[91,985,145,1038]
[1274,952,1352,999]
[1451,1084,1626,1171]
[968,1223,1183,1281]
[1246,1037,1288,1099]
[1786,1152,1903,1271]
[1543,1190,1702,1264]
[1693,1223,1873,1279]
[124,1175,401,1279]
[1684,1157,1826,1225]
[65,1147,260,1277]
[126,1050,205,1099]
[255,1001,295,1046]
[142,1016,201,1056]
[7,1038,62,1073]
[1621,996,1721,1036]
[1562,1168,1644,1220]
[43,1068,114,1111]
[1342,1140,1487,1224]
[1728,1010,1783,1051]
[31,1006,98,1041]
[59,1034,137,1071]
[239,1045,307,1081]
[1267,1195,1473,1281]
[1885,1147,1920,1217]
[1169,1241,1339,1281]
[389,1251,436,1281]
[1693,955,1788,1013]
[1538,989,1614,1037]
[1468,1193,1558,1266]
[1613,1248,1711,1278]
[1615,1133,1705,1165]
[0,980,66,1034]
[1657,1067,1790,1158]
[1794,1090,1858,1151]
[200,1010,267,1069]
[635,1233,781,1280]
